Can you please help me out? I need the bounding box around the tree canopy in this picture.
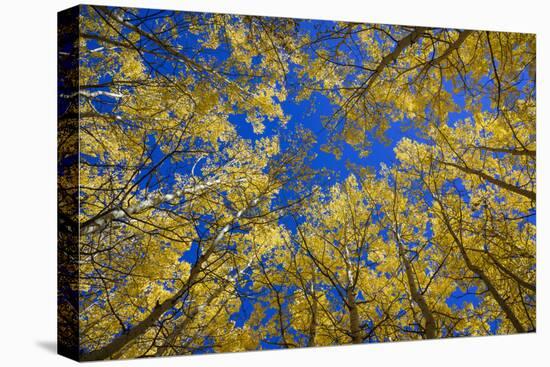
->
[57,5,535,360]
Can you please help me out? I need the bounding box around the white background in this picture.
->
[0,0,547,365]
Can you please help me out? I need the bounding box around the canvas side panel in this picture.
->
[57,5,80,362]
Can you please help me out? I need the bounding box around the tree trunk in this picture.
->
[397,239,437,339]
[307,286,318,347]
[347,288,362,344]
[154,286,224,357]
[437,202,526,333]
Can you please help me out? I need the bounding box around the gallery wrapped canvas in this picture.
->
[58,4,536,361]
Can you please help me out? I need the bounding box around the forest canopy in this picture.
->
[57,5,535,360]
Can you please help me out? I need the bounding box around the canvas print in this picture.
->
[57,5,536,361]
